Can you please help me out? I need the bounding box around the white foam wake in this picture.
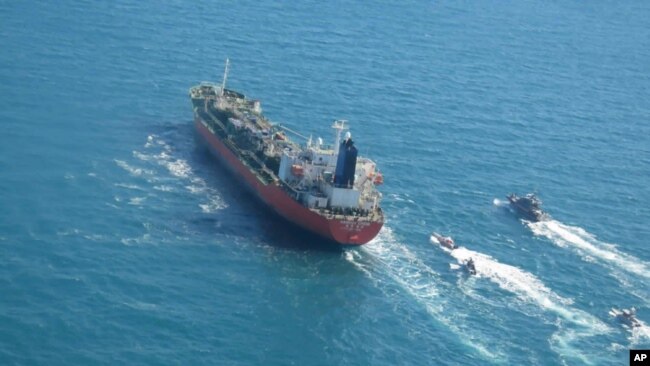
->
[144,134,155,148]
[527,220,650,280]
[449,246,605,327]
[133,150,191,179]
[130,135,227,212]
[610,308,650,346]
[354,227,505,361]
[630,321,650,346]
[128,196,146,206]
[114,159,154,177]
[433,238,610,364]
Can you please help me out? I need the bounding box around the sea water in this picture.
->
[1,1,649,364]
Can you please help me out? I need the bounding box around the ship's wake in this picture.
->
[527,220,650,282]
[434,238,611,364]
[115,134,227,213]
[109,132,229,245]
[630,321,650,346]
[609,309,650,346]
[346,227,507,362]
[449,246,605,328]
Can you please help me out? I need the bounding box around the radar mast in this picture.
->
[220,58,230,96]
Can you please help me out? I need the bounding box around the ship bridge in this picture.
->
[276,126,382,213]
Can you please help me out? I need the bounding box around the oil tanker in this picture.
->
[189,60,384,245]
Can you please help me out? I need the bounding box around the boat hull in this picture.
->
[506,196,547,222]
[432,233,456,250]
[194,114,383,245]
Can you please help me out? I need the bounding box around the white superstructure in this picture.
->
[276,121,382,211]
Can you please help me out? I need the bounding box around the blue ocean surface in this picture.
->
[1,1,649,364]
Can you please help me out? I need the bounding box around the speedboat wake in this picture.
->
[527,220,650,281]
[345,227,507,362]
[450,248,603,322]
[445,245,610,364]
[609,307,650,346]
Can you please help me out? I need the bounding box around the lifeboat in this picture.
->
[291,164,304,176]
[373,172,383,185]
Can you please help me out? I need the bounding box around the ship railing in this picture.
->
[202,107,276,185]
[242,151,277,184]
[313,206,383,221]
[315,211,382,222]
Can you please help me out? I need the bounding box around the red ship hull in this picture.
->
[194,116,383,245]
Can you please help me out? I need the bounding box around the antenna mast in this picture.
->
[332,119,348,155]
[220,58,230,95]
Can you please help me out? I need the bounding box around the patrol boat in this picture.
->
[507,193,549,222]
